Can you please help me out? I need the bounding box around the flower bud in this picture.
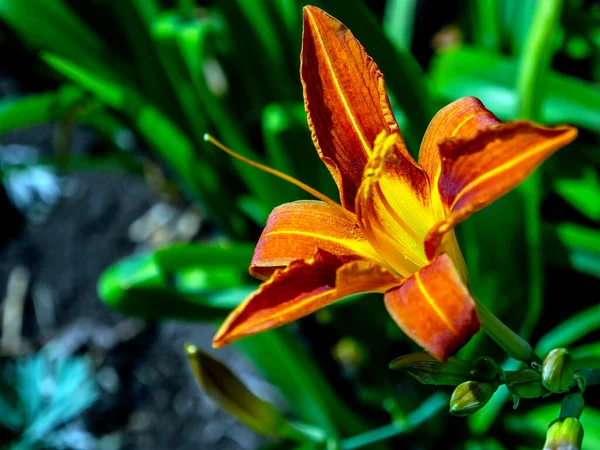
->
[505,369,545,399]
[542,348,574,393]
[543,417,584,450]
[469,356,499,381]
[185,344,285,435]
[449,380,499,416]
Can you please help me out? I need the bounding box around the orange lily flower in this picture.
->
[211,6,577,360]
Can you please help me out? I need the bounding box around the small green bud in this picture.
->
[543,417,584,450]
[469,356,499,381]
[449,380,499,417]
[542,348,574,393]
[505,369,545,399]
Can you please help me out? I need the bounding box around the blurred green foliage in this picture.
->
[0,0,599,448]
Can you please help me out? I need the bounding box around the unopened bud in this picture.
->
[469,356,499,381]
[543,417,584,450]
[542,348,574,393]
[505,369,545,399]
[185,344,285,435]
[449,380,499,416]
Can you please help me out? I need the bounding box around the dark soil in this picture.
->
[0,146,264,449]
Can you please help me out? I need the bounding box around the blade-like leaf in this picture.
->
[430,47,600,133]
[0,86,88,134]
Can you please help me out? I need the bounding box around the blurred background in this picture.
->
[0,0,599,449]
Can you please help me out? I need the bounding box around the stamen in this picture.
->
[203,134,353,219]
[359,130,401,200]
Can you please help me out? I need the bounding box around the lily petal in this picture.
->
[419,97,501,220]
[384,253,480,361]
[301,6,416,212]
[250,200,383,280]
[214,250,401,347]
[425,121,578,259]
[355,131,434,277]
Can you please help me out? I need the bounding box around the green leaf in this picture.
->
[498,0,537,56]
[109,0,181,120]
[151,11,209,145]
[41,51,246,237]
[544,222,600,279]
[469,0,501,50]
[0,0,120,82]
[0,86,89,134]
[176,17,283,210]
[154,242,255,272]
[430,46,600,133]
[554,168,600,221]
[236,329,369,440]
[98,244,256,321]
[571,342,600,369]
[536,303,600,356]
[261,102,337,203]
[383,0,416,51]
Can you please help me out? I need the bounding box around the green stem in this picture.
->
[281,420,328,444]
[339,393,447,449]
[578,369,600,388]
[559,393,584,419]
[515,0,564,341]
[476,301,541,364]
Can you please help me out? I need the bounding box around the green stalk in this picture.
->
[476,301,540,364]
[560,394,584,419]
[515,0,564,340]
[339,393,447,449]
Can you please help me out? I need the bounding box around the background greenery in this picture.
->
[0,0,598,448]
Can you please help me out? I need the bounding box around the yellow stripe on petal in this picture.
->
[384,253,480,361]
[250,200,386,279]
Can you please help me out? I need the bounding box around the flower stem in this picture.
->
[338,393,447,449]
[475,301,541,364]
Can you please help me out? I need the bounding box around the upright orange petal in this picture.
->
[301,6,416,211]
[213,250,401,347]
[249,200,384,280]
[424,119,577,259]
[384,253,480,361]
[419,97,501,220]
